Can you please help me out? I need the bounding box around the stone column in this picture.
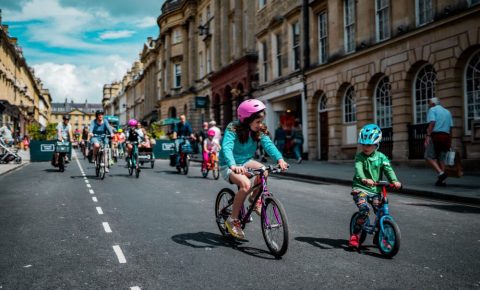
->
[390,76,411,161]
[234,0,242,59]
[165,33,172,93]
[213,0,221,70]
[245,0,255,53]
[188,17,197,84]
[182,23,190,89]
[221,0,230,65]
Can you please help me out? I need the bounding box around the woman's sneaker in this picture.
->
[225,216,245,239]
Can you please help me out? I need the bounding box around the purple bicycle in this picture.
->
[215,165,289,257]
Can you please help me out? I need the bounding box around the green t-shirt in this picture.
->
[352,150,398,195]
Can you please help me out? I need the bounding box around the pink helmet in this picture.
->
[128,119,138,127]
[207,129,216,137]
[237,99,266,123]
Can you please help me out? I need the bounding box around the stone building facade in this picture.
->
[304,0,480,165]
[0,21,51,135]
[50,99,102,132]
[254,0,309,156]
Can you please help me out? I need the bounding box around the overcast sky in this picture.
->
[0,0,164,103]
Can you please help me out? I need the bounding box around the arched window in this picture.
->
[465,50,480,133]
[375,76,392,128]
[319,94,327,112]
[414,64,436,124]
[343,86,356,123]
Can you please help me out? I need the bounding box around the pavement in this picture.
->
[0,148,30,176]
[0,154,479,289]
[276,159,480,204]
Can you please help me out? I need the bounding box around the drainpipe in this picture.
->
[301,0,310,159]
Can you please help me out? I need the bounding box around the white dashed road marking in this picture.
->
[96,207,103,215]
[102,222,112,233]
[131,287,141,290]
[89,189,94,194]
[113,245,127,263]
[86,184,91,188]
[92,196,98,202]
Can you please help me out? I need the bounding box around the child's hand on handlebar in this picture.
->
[230,165,246,175]
[393,181,402,189]
[278,159,289,171]
[362,178,375,187]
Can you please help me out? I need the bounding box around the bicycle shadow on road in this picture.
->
[295,236,349,251]
[171,231,279,260]
[43,169,61,173]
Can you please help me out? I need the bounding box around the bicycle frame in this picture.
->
[238,170,274,228]
[129,142,139,168]
[362,184,395,235]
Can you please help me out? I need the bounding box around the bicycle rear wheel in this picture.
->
[58,154,64,172]
[182,155,189,175]
[261,196,289,257]
[349,212,367,244]
[100,151,106,180]
[135,156,140,178]
[378,219,401,258]
[215,188,235,237]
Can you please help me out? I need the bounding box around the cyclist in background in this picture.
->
[55,115,73,164]
[348,124,402,249]
[125,119,145,157]
[88,110,113,170]
[202,129,221,171]
[219,99,288,239]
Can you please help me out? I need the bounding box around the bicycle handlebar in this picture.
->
[245,164,289,175]
[374,180,402,190]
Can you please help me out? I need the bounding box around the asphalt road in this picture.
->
[0,151,479,289]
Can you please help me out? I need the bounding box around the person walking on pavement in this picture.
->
[208,120,222,144]
[274,123,286,156]
[292,120,304,164]
[424,97,454,186]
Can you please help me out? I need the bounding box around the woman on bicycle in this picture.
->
[202,129,221,171]
[219,99,288,239]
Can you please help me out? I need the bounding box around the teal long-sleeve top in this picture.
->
[352,150,399,194]
[219,121,283,168]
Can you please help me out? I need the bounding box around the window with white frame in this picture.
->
[173,28,182,44]
[318,12,328,64]
[259,0,266,9]
[416,0,433,27]
[173,63,182,88]
[262,41,268,82]
[344,0,356,53]
[375,76,392,128]
[465,50,480,133]
[376,0,390,41]
[292,22,301,70]
[343,86,357,123]
[414,64,436,124]
[275,34,282,77]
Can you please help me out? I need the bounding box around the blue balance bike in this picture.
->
[349,181,401,258]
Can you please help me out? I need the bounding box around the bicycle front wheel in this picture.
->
[378,219,401,258]
[261,196,289,258]
[215,188,235,237]
[182,155,189,175]
[212,161,219,180]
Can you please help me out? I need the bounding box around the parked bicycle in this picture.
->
[201,151,219,179]
[126,141,141,178]
[349,181,401,258]
[215,165,289,258]
[93,134,111,180]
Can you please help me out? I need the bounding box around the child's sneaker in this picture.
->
[225,216,245,239]
[348,233,360,248]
